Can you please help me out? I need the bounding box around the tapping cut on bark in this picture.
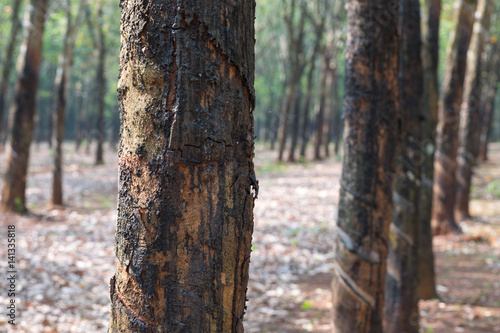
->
[331,0,399,332]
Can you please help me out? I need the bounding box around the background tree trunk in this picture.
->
[417,0,440,300]
[432,0,477,235]
[0,0,50,213]
[477,44,499,162]
[313,53,328,161]
[384,0,423,332]
[108,1,257,332]
[95,1,107,165]
[330,0,399,331]
[0,0,23,149]
[287,89,302,162]
[52,0,88,206]
[454,0,493,221]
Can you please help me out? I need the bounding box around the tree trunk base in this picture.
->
[432,217,463,236]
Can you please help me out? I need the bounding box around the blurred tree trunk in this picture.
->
[432,0,477,235]
[417,0,440,300]
[324,61,337,158]
[287,89,302,162]
[478,43,499,162]
[332,74,342,156]
[75,87,87,151]
[330,0,399,331]
[299,61,317,158]
[384,0,423,332]
[0,0,50,213]
[313,52,329,161]
[52,0,88,206]
[0,0,23,149]
[298,0,328,159]
[455,0,493,221]
[278,0,306,161]
[95,1,107,165]
[108,0,257,332]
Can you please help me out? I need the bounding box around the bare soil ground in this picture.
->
[0,142,499,332]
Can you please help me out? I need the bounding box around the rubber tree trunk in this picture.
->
[287,89,302,162]
[455,0,493,221]
[95,1,106,165]
[313,54,329,161]
[52,0,88,206]
[0,0,23,148]
[384,0,423,332]
[431,0,477,235]
[0,0,49,213]
[478,46,500,162]
[417,0,440,300]
[108,1,257,332]
[277,0,306,162]
[330,0,399,331]
[299,61,317,158]
[324,65,337,159]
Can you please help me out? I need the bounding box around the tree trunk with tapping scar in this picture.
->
[432,0,477,235]
[108,1,257,332]
[417,0,440,300]
[455,0,493,221]
[0,0,50,213]
[330,0,399,332]
[384,0,423,331]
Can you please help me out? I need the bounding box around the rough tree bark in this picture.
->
[417,0,440,300]
[0,0,23,147]
[108,1,257,332]
[330,0,399,331]
[52,0,88,206]
[432,0,477,235]
[384,0,423,332]
[455,0,494,221]
[0,0,50,213]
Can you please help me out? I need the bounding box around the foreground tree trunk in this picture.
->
[455,0,494,221]
[108,1,257,332]
[432,0,477,235]
[52,0,88,206]
[0,0,50,213]
[384,0,423,332]
[417,0,440,300]
[0,0,23,147]
[330,0,399,331]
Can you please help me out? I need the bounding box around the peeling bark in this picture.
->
[108,1,256,332]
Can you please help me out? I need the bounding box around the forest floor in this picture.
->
[0,142,499,332]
